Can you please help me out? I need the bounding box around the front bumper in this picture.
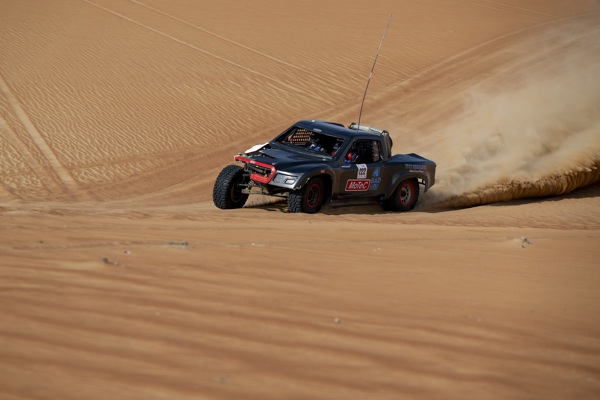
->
[234,155,276,184]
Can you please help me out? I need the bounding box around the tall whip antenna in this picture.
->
[357,14,392,129]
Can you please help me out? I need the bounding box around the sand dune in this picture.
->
[1,1,599,399]
[1,0,598,204]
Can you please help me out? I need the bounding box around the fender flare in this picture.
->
[295,170,335,190]
[385,171,430,199]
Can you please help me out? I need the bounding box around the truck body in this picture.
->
[213,120,436,213]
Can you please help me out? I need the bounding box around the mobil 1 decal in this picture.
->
[370,167,381,190]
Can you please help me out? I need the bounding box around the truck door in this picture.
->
[337,139,386,198]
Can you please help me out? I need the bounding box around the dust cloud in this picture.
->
[426,23,600,208]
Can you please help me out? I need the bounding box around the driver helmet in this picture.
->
[308,133,321,151]
[345,152,358,163]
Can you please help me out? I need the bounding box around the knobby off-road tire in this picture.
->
[288,177,325,213]
[213,165,249,209]
[383,178,419,211]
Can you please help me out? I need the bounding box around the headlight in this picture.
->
[273,173,298,185]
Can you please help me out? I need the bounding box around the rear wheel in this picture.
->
[383,178,419,211]
[288,177,325,213]
[213,165,249,209]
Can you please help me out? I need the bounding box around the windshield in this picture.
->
[275,126,346,157]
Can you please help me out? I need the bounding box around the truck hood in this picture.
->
[247,146,331,170]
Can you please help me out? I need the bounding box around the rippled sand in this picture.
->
[1,1,599,399]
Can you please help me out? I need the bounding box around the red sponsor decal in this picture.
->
[345,179,370,191]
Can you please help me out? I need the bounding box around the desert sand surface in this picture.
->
[1,1,600,399]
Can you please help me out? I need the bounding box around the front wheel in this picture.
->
[213,165,249,209]
[288,177,325,213]
[383,178,419,211]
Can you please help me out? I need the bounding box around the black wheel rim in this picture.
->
[306,183,321,208]
[230,181,244,203]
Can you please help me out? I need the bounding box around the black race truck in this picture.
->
[213,120,436,213]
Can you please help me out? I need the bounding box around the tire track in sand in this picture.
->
[0,115,56,194]
[394,12,600,90]
[479,0,555,17]
[128,0,308,73]
[81,0,323,101]
[0,73,79,199]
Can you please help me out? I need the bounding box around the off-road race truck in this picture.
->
[213,120,436,213]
